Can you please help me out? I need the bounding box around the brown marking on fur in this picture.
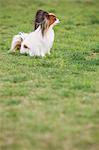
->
[24,44,29,49]
[15,41,21,50]
[48,14,56,26]
[15,44,21,49]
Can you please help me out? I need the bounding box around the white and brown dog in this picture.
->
[10,10,59,57]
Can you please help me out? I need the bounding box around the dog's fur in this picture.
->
[10,10,47,52]
[10,10,59,57]
[34,10,49,31]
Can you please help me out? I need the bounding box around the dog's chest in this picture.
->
[43,29,54,48]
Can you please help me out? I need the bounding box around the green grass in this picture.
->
[0,0,99,150]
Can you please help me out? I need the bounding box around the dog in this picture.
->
[10,10,47,52]
[10,10,59,57]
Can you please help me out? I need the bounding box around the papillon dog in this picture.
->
[10,10,59,57]
[10,10,47,52]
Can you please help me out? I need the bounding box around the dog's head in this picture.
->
[34,10,59,35]
[48,13,60,27]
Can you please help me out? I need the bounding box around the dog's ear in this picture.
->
[34,10,49,31]
[41,13,49,36]
[34,10,47,30]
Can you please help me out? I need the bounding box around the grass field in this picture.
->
[0,0,99,150]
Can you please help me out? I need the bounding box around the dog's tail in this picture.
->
[9,32,28,53]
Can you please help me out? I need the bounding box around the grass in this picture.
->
[0,0,99,150]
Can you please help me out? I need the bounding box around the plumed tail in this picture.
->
[9,32,28,53]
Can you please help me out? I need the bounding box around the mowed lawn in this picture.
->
[0,0,99,150]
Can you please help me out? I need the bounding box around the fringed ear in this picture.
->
[34,10,43,30]
[34,10,49,31]
[41,15,49,36]
[34,9,49,34]
[34,22,39,30]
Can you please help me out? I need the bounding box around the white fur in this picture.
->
[20,19,59,57]
[10,18,59,56]
[10,32,28,52]
[20,26,54,57]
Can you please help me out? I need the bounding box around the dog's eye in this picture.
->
[53,17,56,21]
